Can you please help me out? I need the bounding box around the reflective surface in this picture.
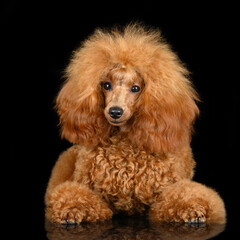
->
[45,216,225,240]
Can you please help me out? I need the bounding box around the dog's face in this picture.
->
[101,66,144,126]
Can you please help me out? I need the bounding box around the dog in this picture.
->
[45,24,226,225]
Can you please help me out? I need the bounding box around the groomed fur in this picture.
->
[45,24,226,224]
[56,24,199,153]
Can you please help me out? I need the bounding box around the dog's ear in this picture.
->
[56,79,111,146]
[127,64,199,154]
[55,34,114,147]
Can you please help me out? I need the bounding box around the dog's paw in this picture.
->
[150,197,208,224]
[46,204,85,225]
[181,209,206,224]
[178,203,207,224]
[59,207,84,225]
[45,182,113,224]
[46,197,113,225]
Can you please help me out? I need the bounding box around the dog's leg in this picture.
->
[45,145,80,199]
[45,181,113,224]
[45,146,112,224]
[149,179,226,224]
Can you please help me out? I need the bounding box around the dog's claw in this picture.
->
[199,215,206,223]
[185,214,206,225]
[60,218,68,225]
[60,215,79,225]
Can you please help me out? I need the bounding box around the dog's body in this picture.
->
[45,25,226,224]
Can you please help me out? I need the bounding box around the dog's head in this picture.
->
[56,25,199,154]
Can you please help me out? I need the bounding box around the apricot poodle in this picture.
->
[45,24,226,225]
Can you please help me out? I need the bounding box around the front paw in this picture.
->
[50,204,112,225]
[149,180,226,224]
[53,207,85,225]
[150,199,208,224]
[45,182,113,224]
[178,203,207,224]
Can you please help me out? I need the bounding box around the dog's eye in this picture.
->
[131,85,140,93]
[103,82,112,91]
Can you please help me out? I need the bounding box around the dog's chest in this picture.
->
[90,141,175,209]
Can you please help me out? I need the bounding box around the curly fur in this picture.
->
[45,24,226,224]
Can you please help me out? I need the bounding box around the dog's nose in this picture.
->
[109,107,123,119]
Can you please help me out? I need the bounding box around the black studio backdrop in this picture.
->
[2,1,238,238]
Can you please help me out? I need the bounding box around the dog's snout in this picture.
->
[109,107,123,119]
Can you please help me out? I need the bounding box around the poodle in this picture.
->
[45,24,226,225]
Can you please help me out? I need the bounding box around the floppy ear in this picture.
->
[55,32,115,146]
[56,79,111,146]
[127,63,199,154]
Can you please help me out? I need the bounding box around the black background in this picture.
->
[2,1,238,239]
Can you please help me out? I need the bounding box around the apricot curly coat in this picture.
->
[45,24,226,224]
